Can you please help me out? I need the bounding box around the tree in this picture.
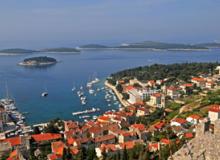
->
[122,93,129,100]
[116,84,123,93]
[122,147,128,160]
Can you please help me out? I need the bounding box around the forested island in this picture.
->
[109,62,219,83]
[18,56,57,66]
[79,44,109,49]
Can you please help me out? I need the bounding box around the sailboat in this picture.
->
[72,82,76,92]
[41,84,48,97]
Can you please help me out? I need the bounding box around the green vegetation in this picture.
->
[43,47,80,52]
[201,89,220,106]
[22,56,57,65]
[110,62,219,82]
[196,42,220,48]
[43,118,64,133]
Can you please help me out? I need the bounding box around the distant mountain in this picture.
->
[195,42,220,48]
[0,48,37,54]
[79,44,109,49]
[42,47,80,53]
[117,41,208,50]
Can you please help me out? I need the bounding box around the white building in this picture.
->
[208,105,220,122]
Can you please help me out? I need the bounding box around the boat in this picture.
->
[79,115,91,119]
[41,92,48,97]
[72,87,76,92]
[89,89,95,94]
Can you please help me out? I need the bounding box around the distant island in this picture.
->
[0,48,37,54]
[79,44,109,49]
[18,56,57,66]
[42,47,80,53]
[116,41,208,50]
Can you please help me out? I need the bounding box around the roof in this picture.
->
[70,147,79,155]
[181,83,193,87]
[120,141,136,150]
[121,131,136,137]
[47,153,61,160]
[97,116,110,123]
[209,104,220,113]
[100,144,117,152]
[184,132,193,139]
[191,77,205,82]
[67,137,76,146]
[94,134,115,143]
[148,143,159,151]
[130,124,145,131]
[187,114,201,120]
[154,121,165,129]
[51,141,64,156]
[167,86,179,91]
[4,136,21,147]
[151,93,162,98]
[7,150,18,160]
[160,138,171,145]
[32,133,61,142]
[125,85,134,92]
[172,118,187,124]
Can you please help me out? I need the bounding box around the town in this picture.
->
[1,63,220,160]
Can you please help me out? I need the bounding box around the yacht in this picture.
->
[41,92,48,97]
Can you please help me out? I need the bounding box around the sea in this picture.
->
[0,48,220,125]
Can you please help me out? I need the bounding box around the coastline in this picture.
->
[104,80,130,107]
[18,61,57,66]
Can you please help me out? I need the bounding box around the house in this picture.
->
[118,131,137,143]
[208,104,220,122]
[186,114,201,125]
[166,86,180,99]
[51,141,65,158]
[206,81,215,89]
[136,107,149,117]
[191,77,206,88]
[180,83,194,94]
[160,138,171,145]
[149,93,162,107]
[94,134,116,146]
[129,124,148,141]
[147,80,156,87]
[95,144,119,158]
[89,126,103,138]
[148,143,159,152]
[97,116,110,123]
[153,121,165,131]
[184,132,194,139]
[170,118,187,127]
[120,140,143,150]
[126,87,142,105]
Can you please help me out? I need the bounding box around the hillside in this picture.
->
[79,44,109,49]
[0,48,37,54]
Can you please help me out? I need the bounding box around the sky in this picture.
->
[0,0,220,49]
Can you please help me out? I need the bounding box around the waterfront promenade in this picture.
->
[104,81,130,107]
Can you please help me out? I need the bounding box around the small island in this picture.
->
[18,56,57,66]
[42,47,80,53]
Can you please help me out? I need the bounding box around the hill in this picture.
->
[196,42,220,48]
[79,44,109,49]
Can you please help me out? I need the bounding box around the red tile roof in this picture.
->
[154,121,165,130]
[184,132,194,139]
[181,83,193,87]
[7,150,18,160]
[192,77,205,82]
[121,131,136,137]
[4,136,21,147]
[130,124,145,131]
[187,114,201,120]
[32,133,61,142]
[100,144,117,152]
[152,93,162,98]
[125,85,134,92]
[160,138,171,145]
[97,116,110,123]
[70,147,79,155]
[209,104,220,113]
[94,134,115,143]
[172,118,187,124]
[51,141,64,156]
[48,153,61,160]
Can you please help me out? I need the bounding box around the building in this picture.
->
[208,104,220,122]
[191,77,206,88]
[149,93,162,107]
[170,118,187,127]
[186,114,201,125]
[166,86,180,99]
[136,107,149,117]
[126,87,142,105]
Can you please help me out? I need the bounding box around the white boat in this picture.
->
[89,89,95,94]
[41,92,48,97]
[72,87,76,92]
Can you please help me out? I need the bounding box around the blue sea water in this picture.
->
[0,49,220,124]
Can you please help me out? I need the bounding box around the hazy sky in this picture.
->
[0,0,220,49]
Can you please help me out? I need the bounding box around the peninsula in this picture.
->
[18,56,57,66]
